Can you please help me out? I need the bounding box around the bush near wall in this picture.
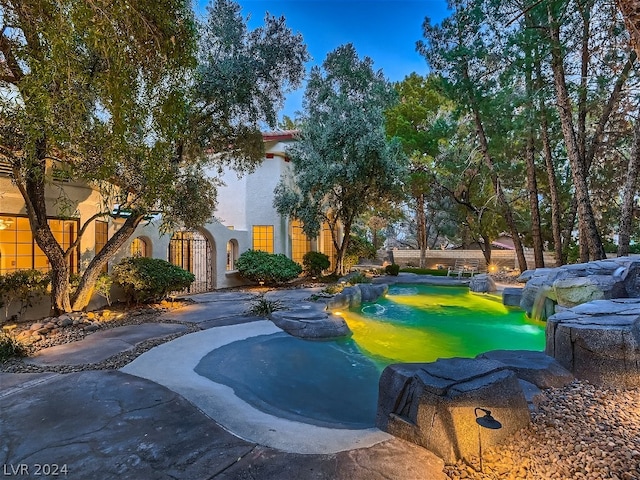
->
[0,269,50,322]
[302,251,331,277]
[112,257,195,304]
[236,250,302,285]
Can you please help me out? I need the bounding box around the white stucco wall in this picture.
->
[214,139,294,258]
[0,135,300,307]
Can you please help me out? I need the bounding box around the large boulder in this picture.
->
[269,309,351,339]
[518,258,640,320]
[324,286,362,310]
[502,287,523,307]
[519,269,570,317]
[377,358,530,463]
[358,283,389,302]
[476,350,574,389]
[552,275,626,308]
[469,274,496,293]
[325,284,388,310]
[546,299,640,388]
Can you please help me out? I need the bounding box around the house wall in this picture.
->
[0,133,329,321]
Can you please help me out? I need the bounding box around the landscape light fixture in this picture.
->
[474,407,502,473]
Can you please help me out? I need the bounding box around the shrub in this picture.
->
[322,283,345,295]
[0,269,50,320]
[400,267,449,276]
[236,250,302,285]
[302,251,330,277]
[385,263,400,276]
[248,298,286,316]
[112,257,195,304]
[347,272,371,285]
[94,274,113,306]
[344,235,377,270]
[0,326,26,362]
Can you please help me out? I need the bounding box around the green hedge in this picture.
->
[385,263,400,276]
[236,250,302,285]
[302,251,330,277]
[112,257,195,303]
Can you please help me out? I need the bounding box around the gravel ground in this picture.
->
[0,300,199,374]
[444,382,640,480]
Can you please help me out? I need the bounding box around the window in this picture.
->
[0,214,79,274]
[130,237,149,257]
[226,240,238,271]
[290,220,311,265]
[95,220,109,272]
[321,223,337,271]
[252,225,274,253]
[95,221,108,255]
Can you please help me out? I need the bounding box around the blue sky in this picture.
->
[195,0,451,120]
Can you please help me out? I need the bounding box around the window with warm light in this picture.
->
[252,225,274,253]
[290,219,311,265]
[321,223,337,270]
[0,214,79,274]
[94,220,109,272]
[95,221,108,254]
[130,237,149,257]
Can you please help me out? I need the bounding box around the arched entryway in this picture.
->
[168,230,214,293]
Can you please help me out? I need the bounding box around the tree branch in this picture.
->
[0,32,24,83]
[585,50,637,169]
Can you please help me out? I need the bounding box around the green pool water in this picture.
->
[195,283,546,428]
[339,284,546,366]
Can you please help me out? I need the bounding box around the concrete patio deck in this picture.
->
[1,287,447,480]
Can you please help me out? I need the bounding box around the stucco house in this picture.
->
[0,131,340,319]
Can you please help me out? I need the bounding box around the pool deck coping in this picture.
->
[120,319,392,455]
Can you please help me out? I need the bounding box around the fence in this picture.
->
[388,249,558,273]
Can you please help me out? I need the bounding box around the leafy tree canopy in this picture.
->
[274,43,407,274]
[0,0,308,311]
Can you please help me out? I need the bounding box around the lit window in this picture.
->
[0,214,78,274]
[95,221,108,254]
[130,237,149,257]
[290,220,311,265]
[252,225,274,253]
[321,223,337,271]
[95,220,109,272]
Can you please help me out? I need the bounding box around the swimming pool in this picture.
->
[194,284,545,429]
[341,284,545,365]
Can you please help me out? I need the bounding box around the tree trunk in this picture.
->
[525,131,544,267]
[458,56,528,271]
[530,19,565,267]
[539,109,564,266]
[523,45,544,268]
[71,214,144,311]
[547,9,606,261]
[618,114,640,256]
[332,217,351,276]
[469,105,528,272]
[416,192,427,268]
[20,144,72,314]
[617,0,640,58]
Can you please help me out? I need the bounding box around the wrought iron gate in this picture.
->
[168,231,213,294]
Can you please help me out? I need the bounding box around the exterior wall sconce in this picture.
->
[474,407,502,473]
